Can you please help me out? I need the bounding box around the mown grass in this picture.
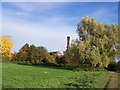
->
[2,62,109,88]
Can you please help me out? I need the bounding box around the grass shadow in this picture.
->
[16,63,72,71]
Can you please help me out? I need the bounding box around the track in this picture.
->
[104,71,119,90]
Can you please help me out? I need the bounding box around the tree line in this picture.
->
[12,43,56,65]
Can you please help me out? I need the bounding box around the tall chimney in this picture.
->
[67,35,70,49]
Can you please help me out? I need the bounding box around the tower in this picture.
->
[67,35,70,49]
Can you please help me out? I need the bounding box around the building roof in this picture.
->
[49,51,62,57]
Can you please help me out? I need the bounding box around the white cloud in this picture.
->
[9,2,67,13]
[2,16,77,53]
[16,11,28,16]
[86,8,118,24]
[88,8,107,17]
[3,2,117,53]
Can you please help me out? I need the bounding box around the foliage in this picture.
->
[18,43,29,64]
[64,48,73,65]
[13,43,56,65]
[44,54,56,64]
[117,61,120,72]
[64,17,119,68]
[105,61,118,71]
[0,35,14,60]
[116,45,120,58]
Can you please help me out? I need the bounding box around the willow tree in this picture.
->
[65,17,119,68]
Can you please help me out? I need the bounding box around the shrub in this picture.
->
[105,61,118,71]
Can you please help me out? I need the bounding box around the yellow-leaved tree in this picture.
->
[0,35,14,60]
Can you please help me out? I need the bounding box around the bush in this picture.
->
[117,61,120,72]
[1,57,11,63]
[69,65,104,71]
[105,61,118,71]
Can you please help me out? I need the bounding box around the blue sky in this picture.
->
[2,2,118,53]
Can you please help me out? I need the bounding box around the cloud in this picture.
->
[86,8,118,24]
[88,8,107,17]
[16,11,28,16]
[2,2,117,53]
[2,15,77,53]
[2,2,79,53]
[9,2,67,13]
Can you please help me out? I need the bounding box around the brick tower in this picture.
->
[67,35,70,49]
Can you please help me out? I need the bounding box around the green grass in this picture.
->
[2,62,109,88]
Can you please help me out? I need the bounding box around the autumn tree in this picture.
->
[16,43,29,64]
[14,43,56,65]
[0,35,14,60]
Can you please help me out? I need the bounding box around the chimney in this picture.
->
[67,35,70,49]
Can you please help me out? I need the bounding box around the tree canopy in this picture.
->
[64,17,119,68]
[0,35,14,60]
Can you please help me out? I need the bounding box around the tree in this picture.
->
[0,35,14,60]
[28,45,37,64]
[17,43,29,64]
[76,16,119,68]
[34,46,48,64]
[44,54,56,64]
[64,48,73,65]
[64,17,119,68]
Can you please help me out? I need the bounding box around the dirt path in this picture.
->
[104,71,118,89]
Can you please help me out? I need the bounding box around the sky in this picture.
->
[2,2,118,53]
[1,0,119,2]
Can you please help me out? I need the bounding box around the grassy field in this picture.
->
[2,62,109,88]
